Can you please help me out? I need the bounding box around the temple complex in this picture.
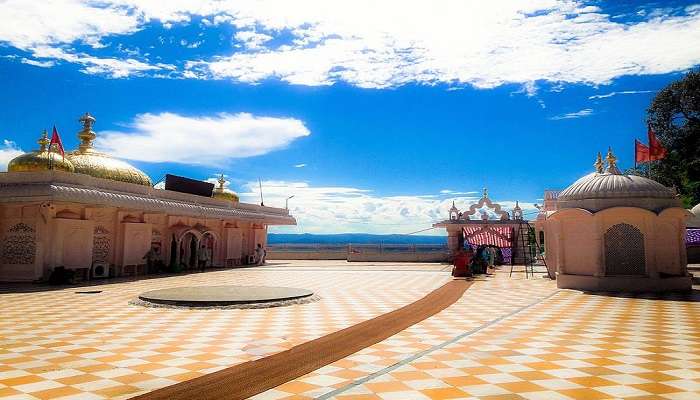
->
[544,149,691,291]
[0,113,295,282]
[437,149,693,292]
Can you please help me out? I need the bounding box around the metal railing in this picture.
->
[268,243,448,254]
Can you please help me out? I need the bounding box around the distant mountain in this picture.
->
[268,233,447,245]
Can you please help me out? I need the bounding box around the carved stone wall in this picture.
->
[1,223,36,265]
[92,225,111,263]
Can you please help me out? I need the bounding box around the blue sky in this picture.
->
[1,0,699,234]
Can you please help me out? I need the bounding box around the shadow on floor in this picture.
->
[583,288,700,302]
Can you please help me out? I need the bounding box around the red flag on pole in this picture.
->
[635,139,650,164]
[50,125,65,158]
[648,127,667,161]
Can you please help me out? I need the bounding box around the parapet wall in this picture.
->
[266,250,448,262]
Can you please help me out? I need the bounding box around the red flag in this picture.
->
[648,127,667,161]
[50,125,65,157]
[635,139,650,164]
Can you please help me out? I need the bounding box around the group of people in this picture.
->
[452,245,503,277]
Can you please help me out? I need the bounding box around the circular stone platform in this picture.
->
[137,285,315,308]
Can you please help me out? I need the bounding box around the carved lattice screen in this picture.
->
[604,223,645,276]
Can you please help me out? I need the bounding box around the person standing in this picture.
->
[143,246,158,273]
[198,244,210,272]
[255,244,265,266]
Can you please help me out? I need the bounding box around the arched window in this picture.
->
[604,223,645,276]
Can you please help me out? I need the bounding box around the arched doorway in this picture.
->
[200,231,217,269]
[604,223,645,276]
[179,232,199,270]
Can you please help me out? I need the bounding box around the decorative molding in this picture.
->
[0,182,295,225]
[92,225,111,263]
[461,189,510,221]
[2,223,36,265]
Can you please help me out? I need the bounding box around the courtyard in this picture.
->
[0,261,698,399]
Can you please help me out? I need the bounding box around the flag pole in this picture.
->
[258,178,265,206]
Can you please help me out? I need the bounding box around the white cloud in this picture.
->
[30,46,171,78]
[234,31,273,50]
[440,189,479,195]
[549,108,594,120]
[243,180,536,234]
[294,163,307,168]
[2,1,700,89]
[588,90,655,99]
[0,0,140,50]
[0,140,24,172]
[95,112,310,165]
[186,1,700,88]
[20,58,55,68]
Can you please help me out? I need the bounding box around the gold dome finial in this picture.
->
[217,174,226,191]
[77,112,96,152]
[605,147,621,174]
[594,151,604,173]
[483,187,488,198]
[38,129,50,152]
[212,174,239,203]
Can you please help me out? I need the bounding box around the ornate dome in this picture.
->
[66,113,152,187]
[212,174,239,203]
[557,149,680,212]
[8,130,75,173]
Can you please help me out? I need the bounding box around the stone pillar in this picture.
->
[446,226,461,253]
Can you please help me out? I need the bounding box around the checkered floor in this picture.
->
[2,262,700,399]
[0,262,450,399]
[256,272,700,400]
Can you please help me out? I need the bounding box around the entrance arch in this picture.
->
[179,232,199,270]
[200,231,218,269]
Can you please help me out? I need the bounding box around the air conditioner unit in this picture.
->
[92,262,110,278]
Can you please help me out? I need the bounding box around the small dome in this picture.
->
[8,130,75,173]
[559,172,676,201]
[212,174,239,204]
[66,113,152,186]
[557,149,680,212]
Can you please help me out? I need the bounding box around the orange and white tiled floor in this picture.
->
[2,261,700,399]
[256,268,700,400]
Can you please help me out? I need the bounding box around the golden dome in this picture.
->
[8,130,75,173]
[212,174,240,203]
[66,113,152,186]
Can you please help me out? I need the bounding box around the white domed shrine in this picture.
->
[546,149,692,292]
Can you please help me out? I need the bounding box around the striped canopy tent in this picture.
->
[462,226,514,248]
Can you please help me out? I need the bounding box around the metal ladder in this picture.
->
[510,221,552,279]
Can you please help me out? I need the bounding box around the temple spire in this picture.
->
[216,174,226,191]
[605,147,621,174]
[594,152,604,173]
[37,129,49,152]
[77,112,96,152]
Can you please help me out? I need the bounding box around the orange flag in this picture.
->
[648,127,667,161]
